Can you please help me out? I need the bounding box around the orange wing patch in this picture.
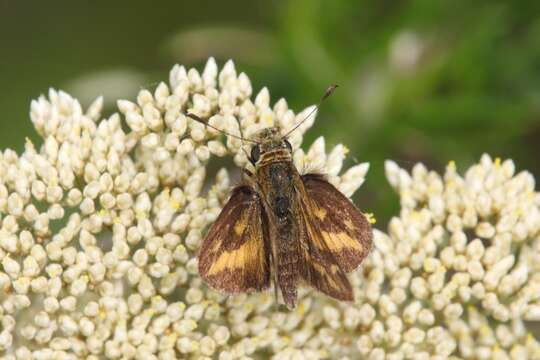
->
[206,228,265,276]
[198,186,270,293]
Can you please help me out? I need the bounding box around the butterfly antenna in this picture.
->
[282,84,338,139]
[184,112,260,144]
[232,115,255,163]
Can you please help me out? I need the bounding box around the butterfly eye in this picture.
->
[250,145,261,163]
[284,139,292,152]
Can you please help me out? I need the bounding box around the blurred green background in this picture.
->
[1,0,540,224]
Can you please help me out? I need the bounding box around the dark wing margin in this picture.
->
[297,173,373,301]
[198,185,271,293]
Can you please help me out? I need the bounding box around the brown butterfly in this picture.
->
[187,85,373,308]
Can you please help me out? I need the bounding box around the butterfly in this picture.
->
[187,85,373,308]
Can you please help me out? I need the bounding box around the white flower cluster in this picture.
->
[369,156,540,359]
[0,58,368,360]
[1,58,539,359]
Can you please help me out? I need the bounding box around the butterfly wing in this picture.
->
[297,174,373,300]
[198,185,271,293]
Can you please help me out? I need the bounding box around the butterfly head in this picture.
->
[249,127,293,166]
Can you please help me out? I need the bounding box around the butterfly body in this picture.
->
[198,126,373,308]
[257,149,303,308]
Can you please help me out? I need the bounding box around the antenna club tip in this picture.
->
[322,84,339,101]
[328,84,339,91]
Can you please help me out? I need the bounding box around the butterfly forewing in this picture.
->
[297,174,373,300]
[198,185,271,293]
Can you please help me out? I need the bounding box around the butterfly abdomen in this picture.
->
[275,212,300,308]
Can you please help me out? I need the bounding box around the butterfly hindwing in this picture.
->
[297,173,373,300]
[198,185,271,293]
[297,222,355,300]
